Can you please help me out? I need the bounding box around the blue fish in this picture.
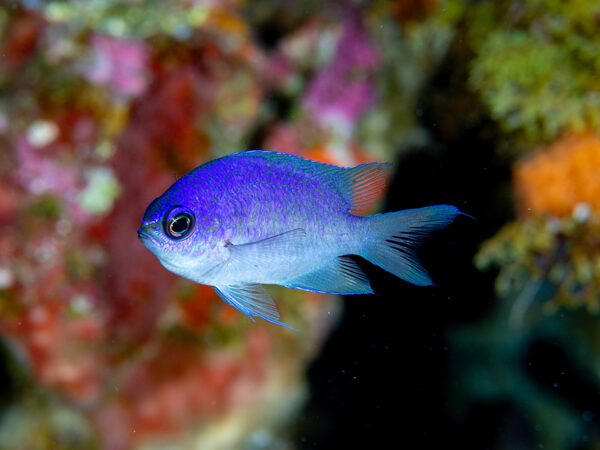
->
[138,151,462,329]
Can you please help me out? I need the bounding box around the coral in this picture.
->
[473,130,600,448]
[462,0,600,142]
[303,18,379,136]
[514,133,600,218]
[82,34,150,98]
[476,214,600,315]
[357,5,456,159]
[1,1,347,448]
[391,0,439,23]
[14,0,600,448]
[463,210,600,449]
[467,130,600,446]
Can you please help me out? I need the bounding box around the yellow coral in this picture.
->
[515,133,600,218]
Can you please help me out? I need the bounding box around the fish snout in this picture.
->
[137,228,150,241]
[138,222,162,242]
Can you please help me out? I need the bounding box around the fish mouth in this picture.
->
[138,221,165,251]
[137,228,152,241]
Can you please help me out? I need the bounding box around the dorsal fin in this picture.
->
[338,162,391,215]
[240,151,391,215]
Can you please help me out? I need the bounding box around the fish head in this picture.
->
[138,189,222,280]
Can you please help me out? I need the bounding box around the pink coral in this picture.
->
[83,34,150,97]
[15,134,81,197]
[0,6,340,448]
[304,19,379,132]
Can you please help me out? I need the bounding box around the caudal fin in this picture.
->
[362,205,461,286]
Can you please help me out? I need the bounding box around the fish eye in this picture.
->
[164,207,195,240]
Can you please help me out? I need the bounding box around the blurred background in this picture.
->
[1,0,600,449]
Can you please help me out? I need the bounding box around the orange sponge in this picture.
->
[515,133,600,218]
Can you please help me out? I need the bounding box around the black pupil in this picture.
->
[171,216,189,234]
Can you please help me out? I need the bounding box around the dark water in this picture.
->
[297,73,599,448]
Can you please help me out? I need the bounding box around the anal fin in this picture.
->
[284,256,373,295]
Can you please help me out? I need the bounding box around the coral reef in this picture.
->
[464,0,600,143]
[2,0,600,449]
[0,1,345,448]
[514,133,600,218]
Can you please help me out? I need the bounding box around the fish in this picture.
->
[138,150,463,329]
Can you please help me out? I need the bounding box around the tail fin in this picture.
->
[362,205,461,286]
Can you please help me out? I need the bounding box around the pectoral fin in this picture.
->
[213,284,297,330]
[228,228,306,265]
[284,256,373,295]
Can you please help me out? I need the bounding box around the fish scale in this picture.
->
[139,150,463,329]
